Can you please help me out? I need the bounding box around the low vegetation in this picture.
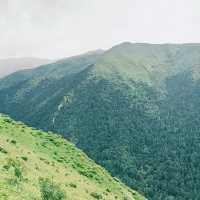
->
[0,114,145,200]
[39,178,66,200]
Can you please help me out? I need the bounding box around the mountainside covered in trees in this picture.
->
[0,114,144,200]
[1,43,200,200]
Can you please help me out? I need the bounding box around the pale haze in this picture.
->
[0,0,200,59]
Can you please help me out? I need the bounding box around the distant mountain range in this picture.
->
[0,57,51,78]
[1,42,200,200]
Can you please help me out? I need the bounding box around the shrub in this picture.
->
[14,166,22,179]
[3,165,10,170]
[3,159,23,182]
[90,192,103,199]
[10,140,17,145]
[39,178,66,200]
[69,183,77,188]
[21,156,28,161]
[0,146,7,154]
[106,188,111,193]
[4,118,12,123]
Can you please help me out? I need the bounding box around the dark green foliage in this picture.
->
[0,146,8,154]
[69,183,77,188]
[4,159,23,180]
[10,140,16,145]
[21,156,28,161]
[39,178,66,200]
[14,166,22,179]
[3,165,10,171]
[90,192,103,199]
[71,161,101,182]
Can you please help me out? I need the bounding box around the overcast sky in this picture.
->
[0,0,200,59]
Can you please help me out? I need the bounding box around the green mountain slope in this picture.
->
[1,43,200,200]
[0,114,145,200]
[0,50,102,90]
[92,43,200,85]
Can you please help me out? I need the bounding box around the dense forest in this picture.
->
[1,43,200,200]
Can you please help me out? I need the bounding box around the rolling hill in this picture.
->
[0,114,145,200]
[1,43,200,199]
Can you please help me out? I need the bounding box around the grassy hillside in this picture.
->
[0,114,145,200]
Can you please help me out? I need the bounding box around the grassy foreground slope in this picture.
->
[0,114,145,200]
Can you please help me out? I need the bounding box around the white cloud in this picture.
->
[0,0,200,59]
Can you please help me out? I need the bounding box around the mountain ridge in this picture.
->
[1,42,200,199]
